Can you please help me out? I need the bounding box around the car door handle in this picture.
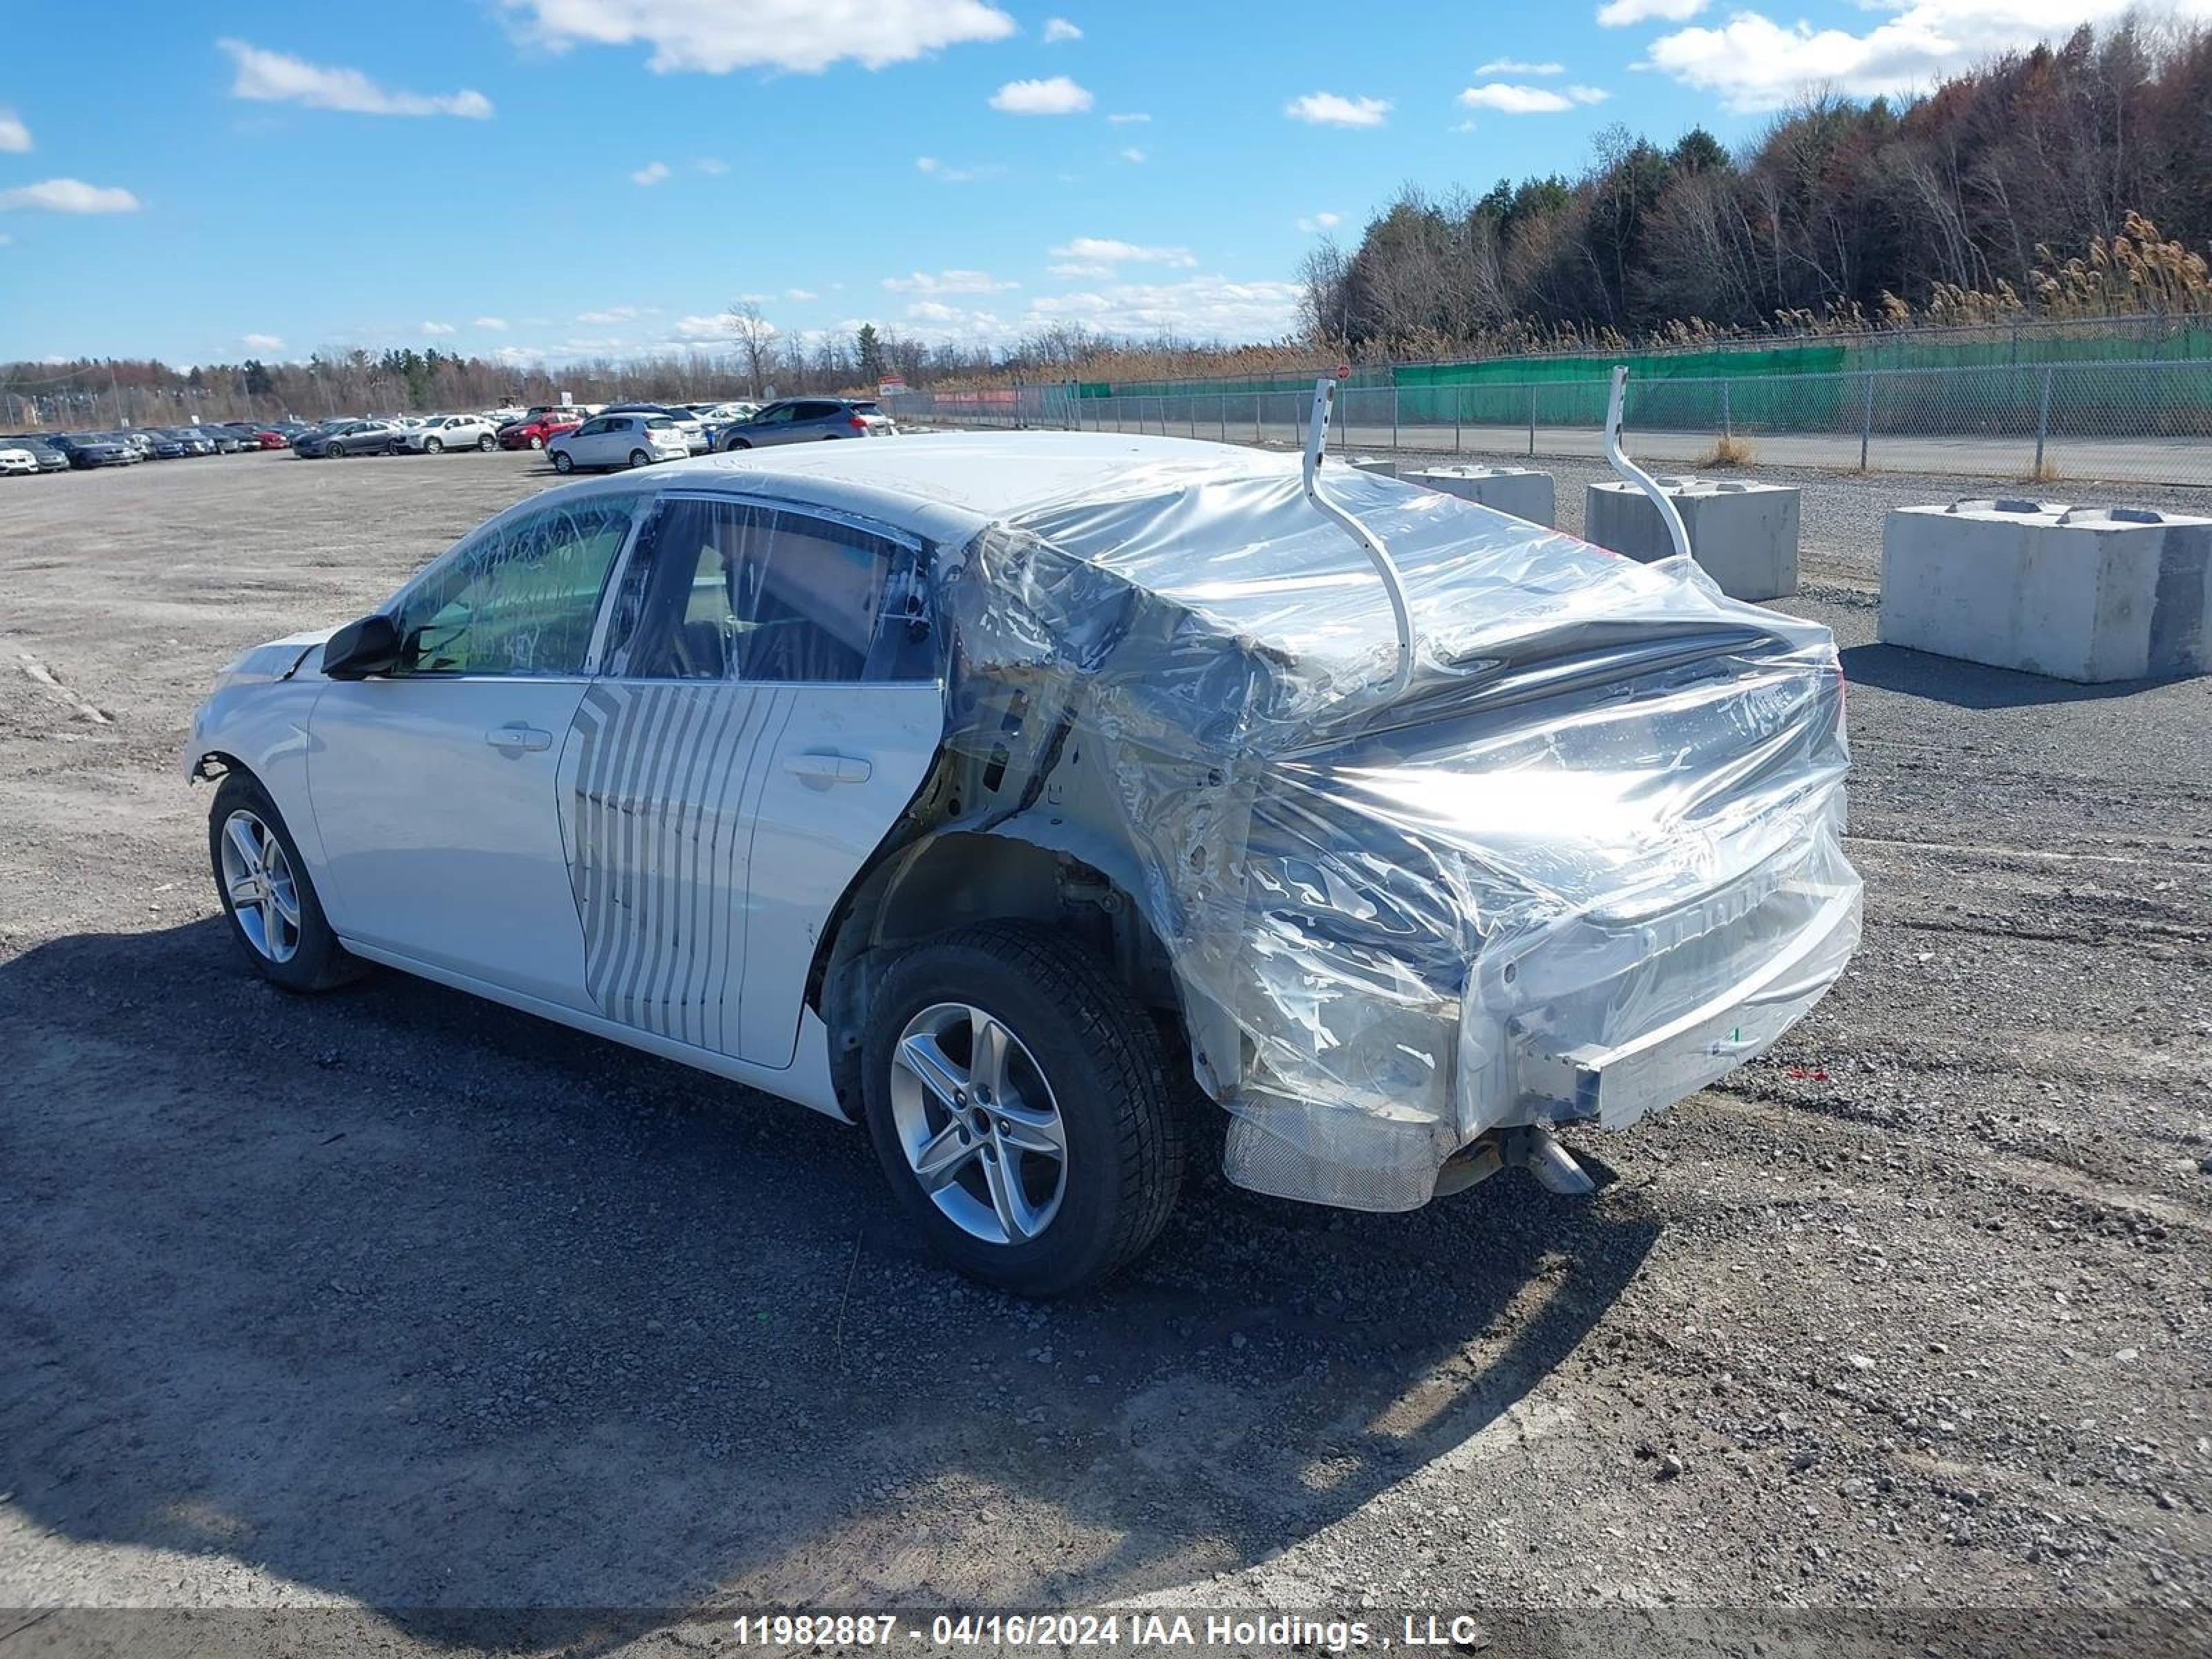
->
[485,724,553,753]
[782,751,872,785]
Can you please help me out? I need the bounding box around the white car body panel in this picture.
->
[0,448,37,475]
[558,678,941,1066]
[550,415,689,471]
[393,415,496,452]
[306,677,597,1009]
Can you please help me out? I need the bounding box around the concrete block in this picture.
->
[1347,455,1398,479]
[1880,498,2211,682]
[1585,476,1801,602]
[1405,465,1557,527]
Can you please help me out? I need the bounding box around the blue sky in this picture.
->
[0,0,2185,366]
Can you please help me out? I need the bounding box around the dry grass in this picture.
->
[2025,456,2063,485]
[1698,432,1759,468]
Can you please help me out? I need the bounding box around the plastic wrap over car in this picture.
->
[930,452,1859,1211]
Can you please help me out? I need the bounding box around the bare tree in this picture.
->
[725,301,776,398]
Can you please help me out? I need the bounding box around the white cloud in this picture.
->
[786,288,818,300]
[915,155,1002,182]
[882,268,1019,294]
[219,39,493,118]
[0,178,140,214]
[243,332,284,352]
[1474,58,1565,75]
[1106,111,1150,124]
[577,306,641,324]
[1597,0,1707,24]
[1457,81,1610,113]
[0,110,29,152]
[474,316,510,330]
[695,156,729,174]
[671,314,738,341]
[1047,261,1112,278]
[1647,0,2212,111]
[1296,211,1342,234]
[498,0,1018,73]
[1049,236,1197,268]
[1042,17,1082,41]
[1120,146,1146,162]
[989,75,1093,114]
[421,321,456,337]
[1284,91,1389,127]
[630,160,671,185]
[1027,275,1302,341]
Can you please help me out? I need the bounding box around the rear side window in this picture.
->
[388,498,637,677]
[602,497,929,684]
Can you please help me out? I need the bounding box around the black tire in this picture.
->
[551,451,574,474]
[628,448,652,469]
[207,771,366,993]
[528,435,545,451]
[722,437,751,452]
[476,433,495,451]
[424,436,443,454]
[861,922,1185,1296]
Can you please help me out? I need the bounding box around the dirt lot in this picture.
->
[1,449,2207,1656]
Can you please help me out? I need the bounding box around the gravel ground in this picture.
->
[0,449,2207,1658]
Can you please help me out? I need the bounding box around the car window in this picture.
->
[601,497,928,685]
[386,498,637,678]
[576,418,609,436]
[752,404,794,425]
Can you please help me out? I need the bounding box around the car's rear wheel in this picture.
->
[476,433,495,451]
[209,772,365,993]
[628,449,652,469]
[424,436,443,454]
[862,923,1185,1297]
[552,451,574,474]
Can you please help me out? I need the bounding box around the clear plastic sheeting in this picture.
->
[932,449,1859,1210]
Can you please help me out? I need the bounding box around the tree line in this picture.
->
[1299,18,2212,357]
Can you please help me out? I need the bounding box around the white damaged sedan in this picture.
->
[185,433,1859,1294]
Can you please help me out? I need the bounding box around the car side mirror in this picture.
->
[323,613,401,679]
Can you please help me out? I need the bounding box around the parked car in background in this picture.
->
[181,433,1859,1294]
[293,420,399,459]
[0,435,72,472]
[195,427,246,453]
[247,427,294,449]
[546,412,689,473]
[391,413,498,454]
[498,412,580,451]
[0,446,39,476]
[53,433,138,468]
[715,397,896,449]
[166,428,218,457]
[138,430,193,460]
[600,402,709,453]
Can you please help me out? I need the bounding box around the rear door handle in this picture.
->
[486,724,553,753]
[782,751,872,785]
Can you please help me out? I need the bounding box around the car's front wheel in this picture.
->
[528,435,545,451]
[209,772,364,993]
[424,436,444,454]
[721,437,751,452]
[551,450,574,474]
[862,923,1185,1296]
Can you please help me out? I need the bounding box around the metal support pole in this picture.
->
[1721,379,1733,440]
[1859,371,1873,471]
[1527,384,1537,458]
[1218,393,1226,444]
[1390,382,1399,454]
[1453,385,1461,455]
[1254,393,1262,444]
[2034,366,2054,476]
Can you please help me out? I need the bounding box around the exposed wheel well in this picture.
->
[811,830,1190,1122]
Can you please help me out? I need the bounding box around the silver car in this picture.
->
[716,397,897,450]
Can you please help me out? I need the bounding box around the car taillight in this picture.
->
[848,415,868,431]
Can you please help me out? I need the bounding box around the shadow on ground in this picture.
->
[0,919,1658,1653]
[1837,641,2184,707]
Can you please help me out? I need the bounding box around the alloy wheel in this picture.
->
[219,809,302,964]
[890,1002,1068,1246]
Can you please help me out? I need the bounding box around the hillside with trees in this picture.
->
[1299,18,2212,357]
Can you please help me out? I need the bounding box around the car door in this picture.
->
[305,494,643,1007]
[566,415,612,467]
[561,491,941,1065]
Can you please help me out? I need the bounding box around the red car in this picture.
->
[250,429,292,449]
[497,413,581,451]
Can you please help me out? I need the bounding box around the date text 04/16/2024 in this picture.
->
[727,1612,1495,1650]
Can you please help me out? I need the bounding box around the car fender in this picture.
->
[182,628,337,869]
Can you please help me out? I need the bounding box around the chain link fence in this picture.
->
[891,357,2212,488]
